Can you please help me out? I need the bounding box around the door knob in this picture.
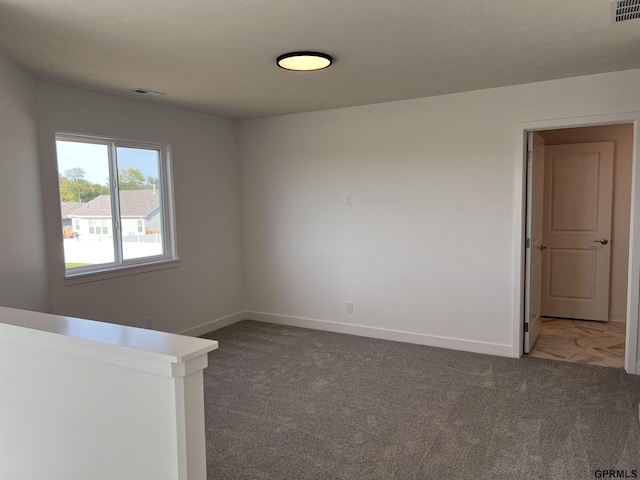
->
[539,245,547,251]
[593,239,609,245]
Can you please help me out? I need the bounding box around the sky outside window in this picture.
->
[56,141,159,184]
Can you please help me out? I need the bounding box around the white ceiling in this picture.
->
[0,0,638,120]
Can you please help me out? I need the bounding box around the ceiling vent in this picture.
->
[611,0,640,22]
[131,88,165,96]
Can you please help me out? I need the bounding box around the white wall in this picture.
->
[4,50,640,365]
[0,54,50,312]
[37,83,244,333]
[240,69,640,358]
[0,306,217,480]
[540,124,634,323]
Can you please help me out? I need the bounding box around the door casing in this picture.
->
[514,113,639,374]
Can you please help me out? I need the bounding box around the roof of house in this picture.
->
[68,190,160,218]
[61,202,82,219]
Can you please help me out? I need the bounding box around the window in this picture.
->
[56,133,176,278]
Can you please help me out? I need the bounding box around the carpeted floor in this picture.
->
[201,321,640,480]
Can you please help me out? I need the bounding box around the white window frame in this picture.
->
[56,133,178,283]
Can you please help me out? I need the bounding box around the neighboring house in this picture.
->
[60,202,82,237]
[66,190,161,237]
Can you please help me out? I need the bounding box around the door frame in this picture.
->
[513,112,639,374]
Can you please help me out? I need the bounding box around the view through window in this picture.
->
[56,135,175,275]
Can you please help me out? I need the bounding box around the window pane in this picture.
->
[116,147,164,261]
[56,134,175,278]
[56,140,114,269]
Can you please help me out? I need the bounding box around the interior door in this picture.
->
[541,142,614,321]
[524,132,545,353]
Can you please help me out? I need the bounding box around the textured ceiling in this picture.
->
[0,0,638,119]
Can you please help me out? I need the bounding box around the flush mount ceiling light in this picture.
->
[277,51,333,71]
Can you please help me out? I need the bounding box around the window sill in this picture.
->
[64,259,180,286]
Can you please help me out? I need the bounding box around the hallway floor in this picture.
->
[527,317,626,368]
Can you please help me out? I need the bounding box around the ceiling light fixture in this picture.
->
[277,51,333,71]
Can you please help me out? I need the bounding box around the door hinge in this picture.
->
[527,151,533,162]
[525,238,531,248]
[524,323,529,333]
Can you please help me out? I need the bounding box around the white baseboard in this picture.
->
[244,311,513,357]
[609,309,627,323]
[178,311,245,337]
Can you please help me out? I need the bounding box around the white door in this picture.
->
[524,133,545,353]
[541,142,614,321]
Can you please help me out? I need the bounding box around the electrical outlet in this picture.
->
[345,195,352,207]
[346,301,353,313]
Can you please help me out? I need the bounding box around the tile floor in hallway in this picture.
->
[527,317,626,368]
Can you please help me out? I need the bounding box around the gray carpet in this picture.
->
[202,321,640,480]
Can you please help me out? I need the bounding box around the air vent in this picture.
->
[131,88,165,96]
[611,0,640,22]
